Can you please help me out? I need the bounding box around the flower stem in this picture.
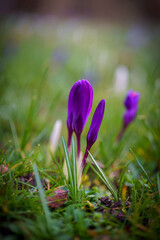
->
[82,146,89,169]
[67,129,73,154]
[116,125,126,142]
[76,133,81,158]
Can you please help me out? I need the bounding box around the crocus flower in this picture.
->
[67,79,93,156]
[116,90,140,142]
[82,99,105,168]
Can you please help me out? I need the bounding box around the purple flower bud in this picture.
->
[124,90,140,110]
[82,99,105,168]
[123,107,138,128]
[123,90,140,128]
[67,79,93,154]
[116,90,140,142]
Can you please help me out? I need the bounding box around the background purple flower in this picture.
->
[123,90,140,128]
[124,90,140,110]
[123,108,138,128]
[116,90,140,142]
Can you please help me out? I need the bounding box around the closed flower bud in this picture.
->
[123,90,140,127]
[124,89,140,111]
[82,99,105,168]
[116,90,140,142]
[67,79,93,155]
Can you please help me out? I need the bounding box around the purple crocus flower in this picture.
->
[124,90,140,111]
[116,90,140,142]
[82,99,105,168]
[67,79,93,155]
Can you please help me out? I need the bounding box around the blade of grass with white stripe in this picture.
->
[87,160,110,188]
[130,148,152,185]
[88,151,118,201]
[33,163,51,228]
[62,137,74,191]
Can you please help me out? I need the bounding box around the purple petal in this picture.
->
[67,80,82,131]
[116,89,140,142]
[123,107,138,128]
[124,90,140,110]
[123,89,140,128]
[87,99,105,149]
[67,112,73,130]
[72,83,84,125]
[82,79,93,125]
[67,80,81,117]
[67,79,93,135]
[73,114,84,134]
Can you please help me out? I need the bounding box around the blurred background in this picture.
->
[1,0,160,22]
[0,0,160,168]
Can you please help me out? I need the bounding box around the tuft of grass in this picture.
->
[88,151,118,201]
[62,137,80,203]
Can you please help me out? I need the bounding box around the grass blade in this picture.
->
[62,137,73,190]
[157,172,160,198]
[36,68,48,105]
[128,171,137,205]
[21,97,35,150]
[130,148,152,185]
[58,146,63,169]
[33,163,51,228]
[87,161,109,187]
[9,119,20,150]
[72,137,78,202]
[88,151,118,201]
[118,163,129,200]
[80,163,90,188]
[51,152,67,184]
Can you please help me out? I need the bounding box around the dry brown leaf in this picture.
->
[0,164,8,174]
[47,188,68,208]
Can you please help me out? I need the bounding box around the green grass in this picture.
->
[0,16,160,240]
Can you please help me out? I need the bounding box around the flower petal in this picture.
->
[67,79,93,135]
[124,89,140,110]
[87,99,105,149]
